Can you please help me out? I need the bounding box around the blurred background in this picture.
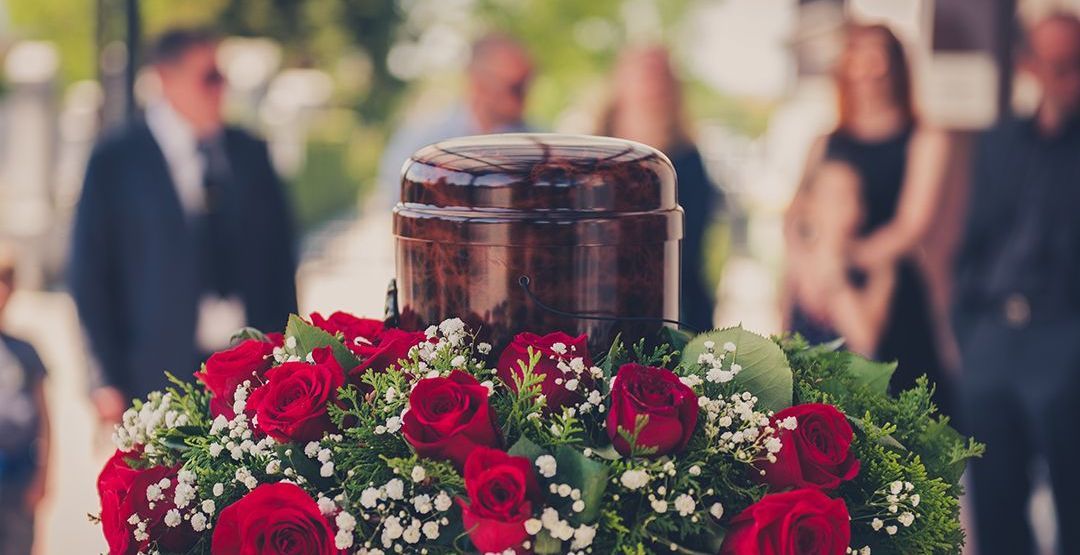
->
[0,0,1073,553]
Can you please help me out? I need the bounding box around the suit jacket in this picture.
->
[953,116,1080,341]
[69,121,298,399]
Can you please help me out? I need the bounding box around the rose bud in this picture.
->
[403,370,500,469]
[457,447,543,554]
[720,488,851,555]
[607,363,698,457]
[496,331,593,412]
[762,403,860,491]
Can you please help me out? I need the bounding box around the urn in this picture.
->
[392,133,682,353]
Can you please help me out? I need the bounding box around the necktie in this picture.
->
[197,139,234,297]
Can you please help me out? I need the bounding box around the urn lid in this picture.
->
[400,133,677,212]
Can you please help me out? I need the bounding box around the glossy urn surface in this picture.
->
[393,133,682,352]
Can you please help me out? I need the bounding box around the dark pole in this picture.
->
[125,0,140,121]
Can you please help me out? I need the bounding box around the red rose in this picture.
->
[496,332,594,412]
[97,449,198,555]
[211,482,340,555]
[458,447,542,554]
[248,347,345,442]
[351,327,426,378]
[720,488,851,555]
[762,403,860,491]
[310,311,384,348]
[310,311,425,376]
[196,338,276,418]
[607,363,698,457]
[403,370,500,469]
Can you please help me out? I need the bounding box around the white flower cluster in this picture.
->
[523,506,596,553]
[546,343,604,406]
[346,475,456,553]
[614,462,726,535]
[114,391,189,453]
[868,480,920,536]
[681,340,742,388]
[403,318,482,382]
[161,470,216,533]
[272,335,303,364]
[698,391,793,466]
[303,439,342,478]
[847,547,873,554]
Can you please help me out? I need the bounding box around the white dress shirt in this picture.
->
[145,101,246,353]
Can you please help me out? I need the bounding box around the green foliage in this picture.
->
[682,326,794,413]
[103,316,978,555]
[284,314,361,370]
[783,335,983,554]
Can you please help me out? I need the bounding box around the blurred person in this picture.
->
[0,244,50,555]
[598,44,723,331]
[952,13,1080,554]
[785,162,895,357]
[70,28,298,424]
[783,24,953,410]
[378,32,534,202]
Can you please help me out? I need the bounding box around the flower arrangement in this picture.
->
[94,312,981,554]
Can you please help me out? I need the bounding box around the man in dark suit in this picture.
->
[70,28,297,423]
[953,13,1080,555]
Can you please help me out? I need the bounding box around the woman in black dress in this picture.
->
[599,45,723,332]
[784,24,954,414]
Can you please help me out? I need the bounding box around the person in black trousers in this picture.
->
[953,13,1080,554]
[70,28,297,424]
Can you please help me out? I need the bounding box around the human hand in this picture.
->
[92,386,127,425]
[23,472,46,512]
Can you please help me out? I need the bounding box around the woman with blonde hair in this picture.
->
[599,44,723,332]
[784,24,953,412]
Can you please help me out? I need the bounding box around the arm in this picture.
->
[69,143,128,399]
[851,127,952,269]
[781,136,828,325]
[782,136,828,252]
[24,381,49,511]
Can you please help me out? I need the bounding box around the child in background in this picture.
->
[0,244,49,554]
[783,161,896,357]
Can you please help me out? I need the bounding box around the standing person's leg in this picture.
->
[960,321,1036,555]
[1029,320,1080,554]
[0,485,34,555]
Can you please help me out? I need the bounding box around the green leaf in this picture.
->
[805,337,846,354]
[596,333,627,378]
[681,326,793,413]
[555,445,609,524]
[847,414,907,451]
[533,530,563,554]
[658,326,693,355]
[507,435,547,463]
[844,355,896,396]
[284,314,361,371]
[230,326,269,344]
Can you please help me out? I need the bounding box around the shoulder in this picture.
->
[90,120,154,161]
[224,126,268,154]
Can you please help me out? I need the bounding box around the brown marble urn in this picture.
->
[392,133,682,353]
